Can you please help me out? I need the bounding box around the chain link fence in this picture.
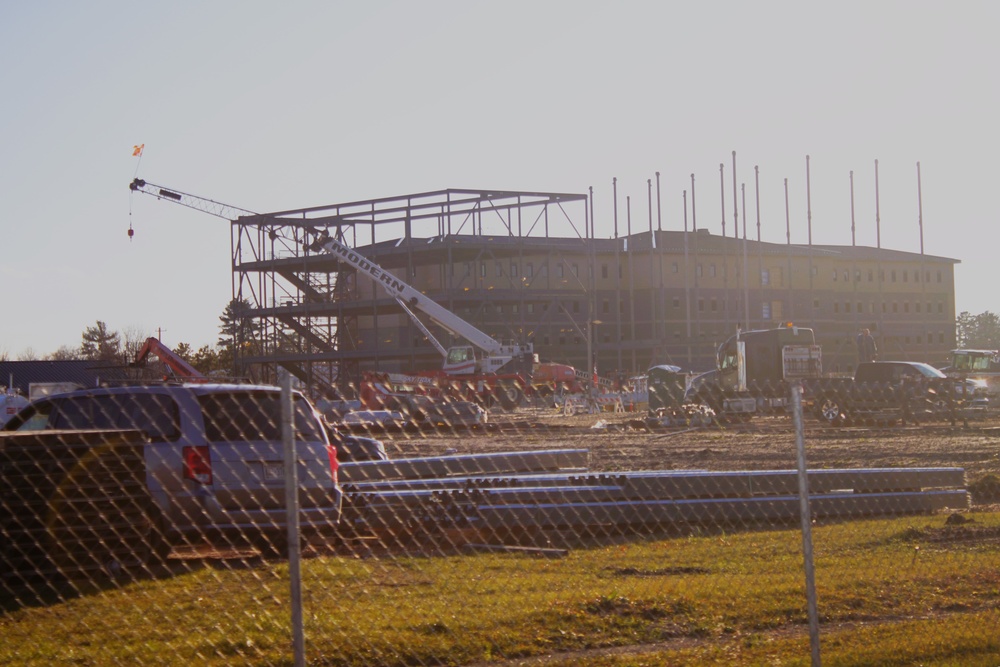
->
[2,377,998,665]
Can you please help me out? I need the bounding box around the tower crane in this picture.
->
[129,179,257,221]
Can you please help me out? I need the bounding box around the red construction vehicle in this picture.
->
[134,337,209,382]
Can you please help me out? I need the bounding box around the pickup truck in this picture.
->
[808,361,973,426]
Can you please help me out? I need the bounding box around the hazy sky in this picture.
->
[2,2,998,358]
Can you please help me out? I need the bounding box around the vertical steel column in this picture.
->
[806,156,814,331]
[613,178,622,373]
[784,179,793,321]
[755,166,763,328]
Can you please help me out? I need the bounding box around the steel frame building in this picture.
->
[233,188,958,400]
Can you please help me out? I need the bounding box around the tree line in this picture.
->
[5,305,1000,369]
[0,299,258,376]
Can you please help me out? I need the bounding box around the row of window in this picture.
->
[454,260,947,289]
[829,268,944,284]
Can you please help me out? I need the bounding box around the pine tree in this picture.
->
[80,321,121,361]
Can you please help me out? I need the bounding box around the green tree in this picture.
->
[80,321,121,361]
[191,344,225,374]
[218,298,259,377]
[956,311,1000,349]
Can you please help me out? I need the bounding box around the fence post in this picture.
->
[792,381,821,666]
[281,373,306,667]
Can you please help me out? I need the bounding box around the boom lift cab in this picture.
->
[946,349,1000,401]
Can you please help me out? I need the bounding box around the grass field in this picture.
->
[4,508,1000,666]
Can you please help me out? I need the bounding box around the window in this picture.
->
[834,303,840,314]
[512,304,518,314]
[762,302,771,319]
[855,270,862,282]
[480,263,486,277]
[672,296,680,308]
[845,302,851,313]
[556,264,564,278]
[709,264,717,278]
[696,264,703,277]
[698,298,705,312]
[602,264,608,279]
[496,262,503,277]
[672,262,679,273]
[526,304,534,314]
[938,302,944,313]
[526,262,533,278]
[868,270,874,282]
[832,269,838,281]
[510,262,518,278]
[602,300,610,314]
[893,302,898,313]
[916,302,921,313]
[572,264,579,277]
[903,271,908,283]
[891,270,897,283]
[573,301,580,313]
[813,299,820,309]
[761,269,770,286]
[711,298,718,312]
[904,302,910,313]
[937,271,942,283]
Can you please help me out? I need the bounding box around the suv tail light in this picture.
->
[325,443,339,482]
[183,445,212,484]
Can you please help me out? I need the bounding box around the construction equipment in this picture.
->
[133,337,208,382]
[305,228,536,409]
[943,349,1000,402]
[686,323,822,420]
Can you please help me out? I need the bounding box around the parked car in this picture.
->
[340,409,406,432]
[327,427,388,462]
[807,361,974,425]
[419,400,488,429]
[2,383,343,558]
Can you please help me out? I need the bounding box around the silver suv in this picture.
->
[3,383,342,555]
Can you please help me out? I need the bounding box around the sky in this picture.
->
[2,1,998,359]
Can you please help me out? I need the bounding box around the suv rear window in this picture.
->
[198,392,325,443]
[50,393,181,440]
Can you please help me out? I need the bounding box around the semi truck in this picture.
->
[685,323,822,420]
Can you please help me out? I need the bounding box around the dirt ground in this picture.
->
[380,405,1000,487]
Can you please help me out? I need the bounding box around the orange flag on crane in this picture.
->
[132,144,145,157]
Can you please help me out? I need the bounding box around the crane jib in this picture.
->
[324,241,406,294]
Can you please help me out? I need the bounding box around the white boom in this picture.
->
[307,229,533,376]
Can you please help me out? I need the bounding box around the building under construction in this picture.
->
[229,187,958,400]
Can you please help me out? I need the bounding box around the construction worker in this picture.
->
[857,328,878,364]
